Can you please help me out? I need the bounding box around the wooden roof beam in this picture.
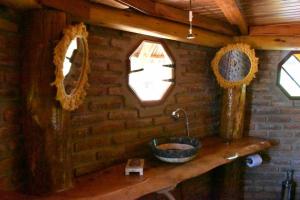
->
[0,0,40,10]
[39,0,233,48]
[250,23,300,36]
[115,0,238,36]
[235,35,300,50]
[215,0,248,35]
[90,0,129,9]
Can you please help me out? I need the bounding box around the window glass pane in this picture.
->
[279,69,300,97]
[129,41,174,101]
[282,55,300,84]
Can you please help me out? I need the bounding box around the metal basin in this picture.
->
[150,136,201,163]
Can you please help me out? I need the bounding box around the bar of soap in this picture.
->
[125,159,144,176]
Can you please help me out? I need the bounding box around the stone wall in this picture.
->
[244,50,300,200]
[0,7,23,190]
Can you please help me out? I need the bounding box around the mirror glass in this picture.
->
[63,37,85,95]
[218,50,251,81]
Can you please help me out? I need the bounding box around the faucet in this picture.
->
[171,108,190,137]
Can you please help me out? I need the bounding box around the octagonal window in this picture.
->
[278,52,300,99]
[129,40,174,102]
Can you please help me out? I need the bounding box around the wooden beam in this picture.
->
[90,0,129,9]
[116,0,238,36]
[0,0,40,9]
[39,0,90,19]
[40,0,233,48]
[215,0,248,35]
[21,10,72,194]
[250,23,300,36]
[235,35,300,50]
[0,18,18,32]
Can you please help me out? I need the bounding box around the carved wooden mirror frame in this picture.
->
[53,23,90,111]
[211,43,258,88]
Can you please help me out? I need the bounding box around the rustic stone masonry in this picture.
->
[0,8,23,190]
[244,51,300,200]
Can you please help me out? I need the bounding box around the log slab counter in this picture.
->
[0,136,273,200]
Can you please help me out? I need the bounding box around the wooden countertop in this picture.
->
[1,136,273,200]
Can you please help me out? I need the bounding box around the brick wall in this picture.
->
[0,7,23,190]
[70,26,220,199]
[71,26,220,176]
[244,50,300,200]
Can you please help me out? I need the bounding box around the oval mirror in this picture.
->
[211,43,258,88]
[53,23,90,111]
[63,37,85,95]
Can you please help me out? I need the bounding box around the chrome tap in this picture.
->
[171,108,190,137]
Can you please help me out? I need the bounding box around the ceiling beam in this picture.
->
[250,23,300,36]
[4,0,300,50]
[0,0,40,9]
[215,0,248,35]
[90,0,129,9]
[115,0,238,36]
[39,0,233,48]
[235,35,300,50]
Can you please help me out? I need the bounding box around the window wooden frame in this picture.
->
[277,51,300,100]
[127,39,175,106]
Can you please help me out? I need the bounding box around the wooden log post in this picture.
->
[214,84,247,200]
[21,10,72,194]
[220,84,246,141]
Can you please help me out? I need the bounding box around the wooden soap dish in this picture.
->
[125,159,144,176]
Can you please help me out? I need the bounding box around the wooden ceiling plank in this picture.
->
[215,0,248,35]
[250,23,300,36]
[116,0,238,35]
[39,0,233,48]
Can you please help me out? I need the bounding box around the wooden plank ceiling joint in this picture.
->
[215,0,248,35]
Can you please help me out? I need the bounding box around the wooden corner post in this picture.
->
[21,10,73,194]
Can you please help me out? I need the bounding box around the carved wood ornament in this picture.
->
[211,43,258,88]
[53,23,90,110]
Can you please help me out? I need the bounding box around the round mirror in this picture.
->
[53,23,90,111]
[63,37,85,95]
[211,43,258,88]
[218,50,251,81]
